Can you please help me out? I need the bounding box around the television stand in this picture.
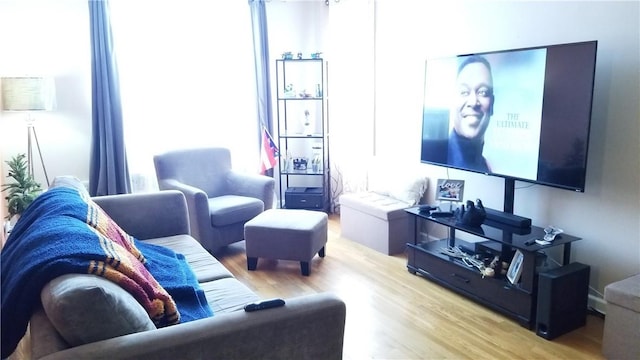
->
[405,207,583,329]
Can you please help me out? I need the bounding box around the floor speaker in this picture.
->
[536,262,590,340]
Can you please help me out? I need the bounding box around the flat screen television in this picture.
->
[420,40,597,211]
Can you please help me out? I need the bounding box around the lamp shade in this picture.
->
[1,77,56,111]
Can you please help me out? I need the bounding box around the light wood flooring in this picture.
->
[217,215,605,360]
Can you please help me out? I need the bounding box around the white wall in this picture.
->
[374,0,640,294]
[267,1,327,59]
[0,0,92,186]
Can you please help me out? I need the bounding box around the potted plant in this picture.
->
[1,153,42,221]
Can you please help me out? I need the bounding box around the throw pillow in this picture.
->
[41,274,156,347]
[50,176,90,198]
[387,174,428,206]
[367,157,428,205]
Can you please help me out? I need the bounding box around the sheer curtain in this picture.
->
[110,0,258,193]
[326,0,376,211]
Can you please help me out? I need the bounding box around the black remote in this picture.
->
[244,298,285,312]
[418,204,438,212]
[430,211,454,218]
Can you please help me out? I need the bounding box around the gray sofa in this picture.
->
[27,190,346,360]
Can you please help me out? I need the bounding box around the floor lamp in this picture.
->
[1,77,55,187]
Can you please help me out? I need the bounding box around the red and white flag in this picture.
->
[260,126,279,174]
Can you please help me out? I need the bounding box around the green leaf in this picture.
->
[2,153,42,219]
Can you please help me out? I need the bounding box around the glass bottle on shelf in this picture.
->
[311,144,322,173]
[302,109,314,136]
[284,151,293,172]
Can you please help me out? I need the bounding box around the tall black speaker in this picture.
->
[536,262,590,340]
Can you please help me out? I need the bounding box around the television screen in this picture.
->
[420,40,597,192]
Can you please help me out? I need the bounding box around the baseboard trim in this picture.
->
[588,294,607,315]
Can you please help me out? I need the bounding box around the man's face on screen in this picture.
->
[454,62,494,140]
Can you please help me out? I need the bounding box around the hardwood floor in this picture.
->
[217,215,605,359]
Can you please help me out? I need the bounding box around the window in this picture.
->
[110,0,259,192]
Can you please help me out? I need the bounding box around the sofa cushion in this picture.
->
[143,235,234,282]
[200,277,261,314]
[208,195,264,227]
[40,274,156,347]
[50,175,90,198]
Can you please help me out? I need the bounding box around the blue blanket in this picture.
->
[0,187,212,358]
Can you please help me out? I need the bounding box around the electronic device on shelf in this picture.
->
[417,205,455,218]
[418,204,438,213]
[485,208,531,228]
[419,40,598,219]
[429,211,454,218]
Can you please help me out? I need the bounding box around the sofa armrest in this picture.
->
[30,307,70,359]
[226,171,275,210]
[36,292,346,360]
[157,179,210,242]
[92,190,190,240]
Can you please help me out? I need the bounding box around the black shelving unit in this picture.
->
[404,207,583,329]
[275,58,329,211]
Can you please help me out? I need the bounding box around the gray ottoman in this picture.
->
[244,209,328,276]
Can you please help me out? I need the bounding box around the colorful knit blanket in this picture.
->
[0,187,212,358]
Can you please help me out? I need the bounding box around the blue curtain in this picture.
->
[249,0,273,175]
[88,0,131,196]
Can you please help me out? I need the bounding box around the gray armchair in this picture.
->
[153,147,275,253]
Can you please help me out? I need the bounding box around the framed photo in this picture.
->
[507,250,524,284]
[436,179,465,202]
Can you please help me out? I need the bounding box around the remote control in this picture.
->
[430,211,454,218]
[418,204,438,212]
[244,298,285,312]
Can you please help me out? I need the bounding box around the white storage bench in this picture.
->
[337,156,429,255]
[339,192,412,255]
[602,273,640,360]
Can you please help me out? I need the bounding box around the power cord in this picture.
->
[440,246,494,277]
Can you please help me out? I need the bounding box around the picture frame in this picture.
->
[507,250,524,284]
[436,179,465,202]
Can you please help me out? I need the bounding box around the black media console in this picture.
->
[405,207,584,330]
